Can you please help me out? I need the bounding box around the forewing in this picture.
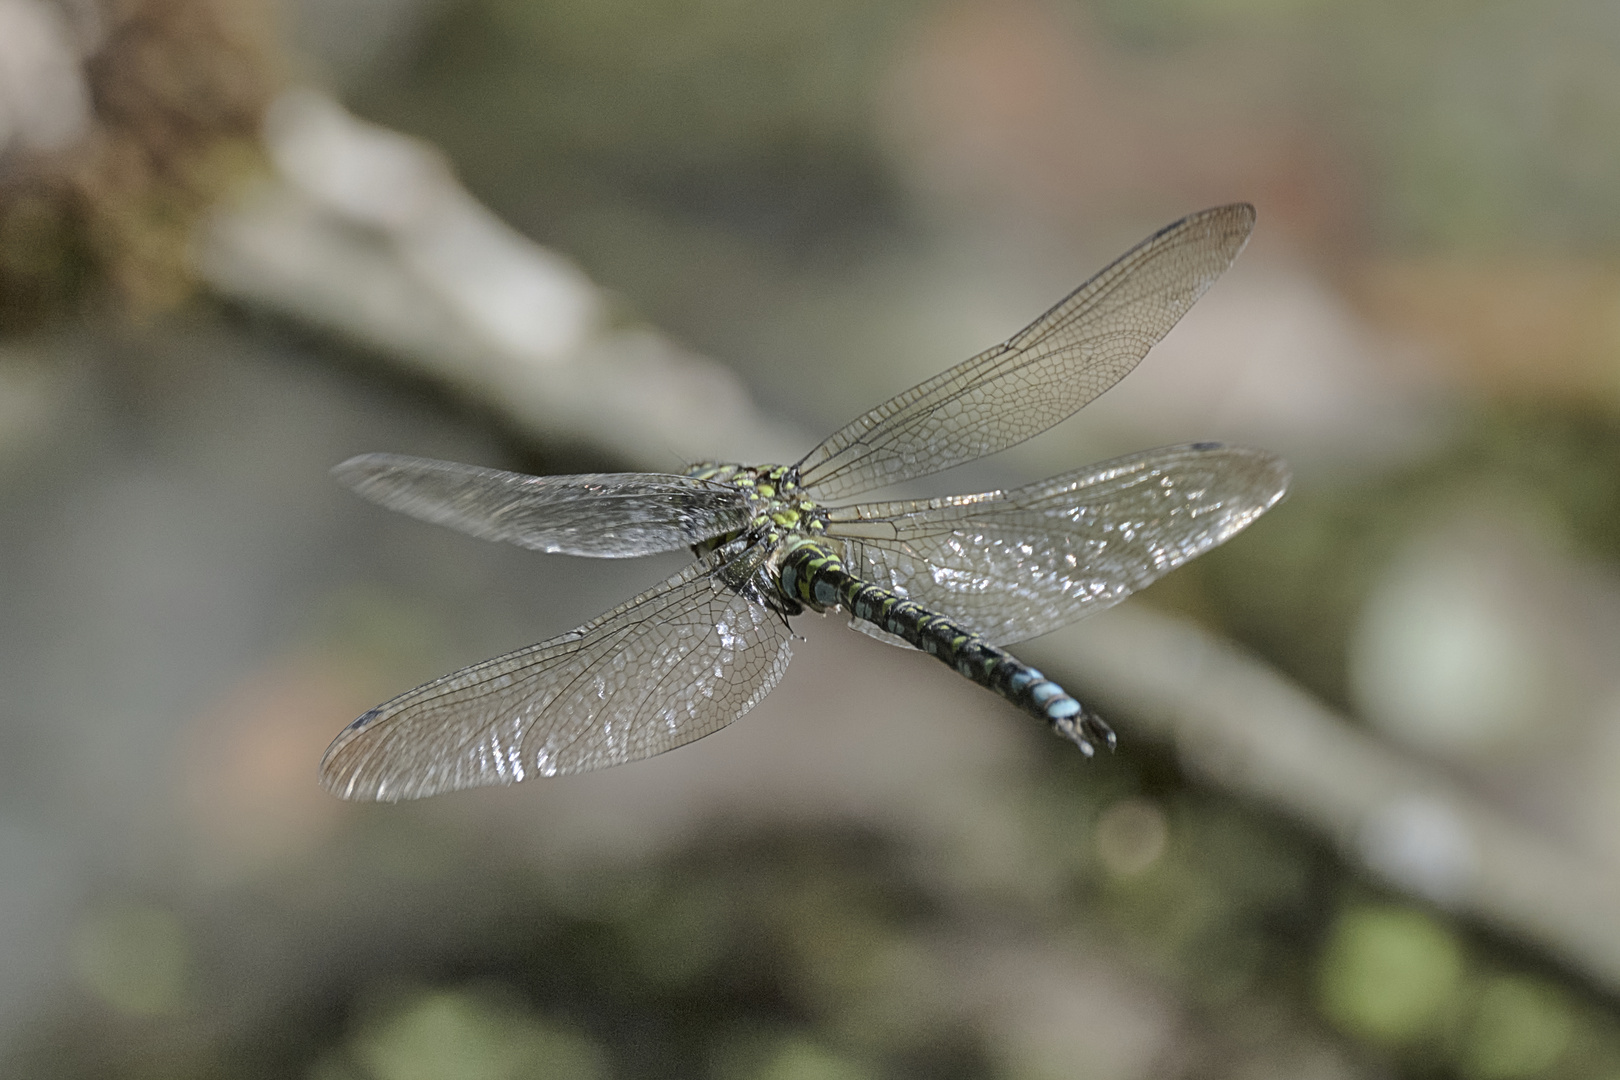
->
[795,205,1255,501]
[335,453,750,558]
[320,560,793,800]
[824,444,1289,646]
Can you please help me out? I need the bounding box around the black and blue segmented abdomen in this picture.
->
[778,540,1114,755]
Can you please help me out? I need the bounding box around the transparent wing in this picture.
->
[795,205,1255,501]
[823,444,1289,646]
[320,559,793,801]
[335,453,750,558]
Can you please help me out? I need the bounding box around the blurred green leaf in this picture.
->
[1462,975,1574,1080]
[350,989,605,1080]
[71,902,192,1018]
[1317,903,1464,1046]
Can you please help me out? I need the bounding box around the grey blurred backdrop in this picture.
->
[3,0,1620,1078]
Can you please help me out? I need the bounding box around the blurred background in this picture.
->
[3,0,1620,1077]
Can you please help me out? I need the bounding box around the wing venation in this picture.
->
[320,558,793,800]
[824,443,1289,645]
[335,454,750,558]
[795,205,1255,500]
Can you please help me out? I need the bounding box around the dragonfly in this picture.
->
[322,204,1289,801]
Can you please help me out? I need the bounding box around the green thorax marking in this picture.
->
[683,462,826,567]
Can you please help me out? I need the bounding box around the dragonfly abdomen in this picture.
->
[778,539,1115,756]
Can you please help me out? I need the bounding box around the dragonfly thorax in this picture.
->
[684,461,828,551]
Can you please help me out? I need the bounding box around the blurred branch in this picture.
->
[196,90,807,470]
[197,89,1620,991]
[1040,607,1620,989]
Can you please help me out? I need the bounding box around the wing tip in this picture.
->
[345,704,383,733]
[1199,201,1257,228]
[1263,452,1292,507]
[1199,442,1293,507]
[331,452,393,491]
[332,452,470,495]
[318,707,411,802]
[1224,444,1291,506]
[1181,202,1258,256]
[319,757,420,804]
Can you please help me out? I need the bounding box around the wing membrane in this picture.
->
[795,205,1255,501]
[320,558,793,800]
[824,444,1289,646]
[335,454,749,558]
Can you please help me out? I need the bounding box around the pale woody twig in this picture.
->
[1043,605,1620,987]
[197,89,807,472]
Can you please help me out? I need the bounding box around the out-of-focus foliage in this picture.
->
[0,0,275,331]
[356,0,915,276]
[316,988,609,1080]
[70,902,193,1018]
[15,713,1620,1079]
[1188,408,1620,713]
[1317,904,1465,1047]
[1093,0,1620,252]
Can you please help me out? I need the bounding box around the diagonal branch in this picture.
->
[197,88,1620,993]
